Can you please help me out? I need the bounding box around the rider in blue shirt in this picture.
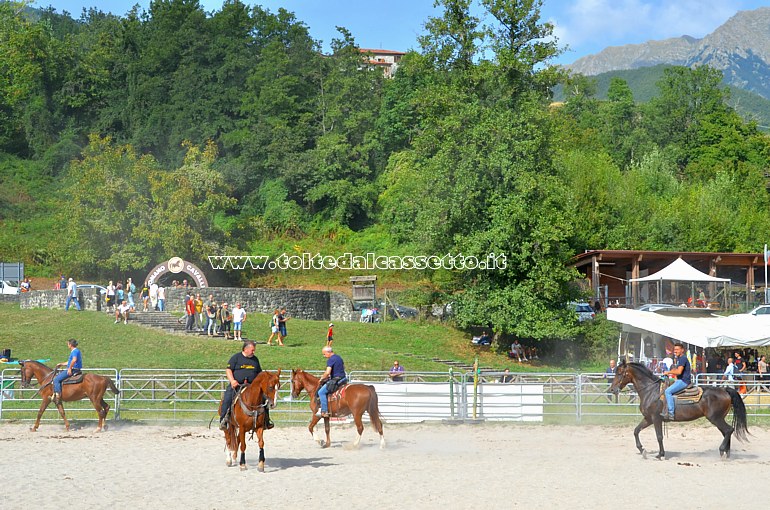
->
[53,339,82,403]
[318,346,346,417]
[662,342,692,420]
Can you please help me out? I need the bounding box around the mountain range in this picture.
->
[567,7,770,100]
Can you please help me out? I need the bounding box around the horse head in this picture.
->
[262,369,281,409]
[609,360,633,395]
[290,369,305,399]
[19,360,32,388]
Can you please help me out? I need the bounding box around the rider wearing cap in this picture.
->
[662,342,692,421]
[52,339,82,403]
[318,346,346,417]
[219,340,273,430]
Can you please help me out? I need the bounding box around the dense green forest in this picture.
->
[2,0,770,341]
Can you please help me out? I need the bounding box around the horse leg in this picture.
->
[707,413,735,459]
[323,416,331,449]
[633,416,653,457]
[90,395,105,433]
[653,416,665,460]
[257,427,266,472]
[31,394,52,432]
[100,399,111,431]
[224,427,236,467]
[55,401,71,431]
[352,410,365,449]
[238,427,248,470]
[308,414,323,446]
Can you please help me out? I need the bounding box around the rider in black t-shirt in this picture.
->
[219,341,273,430]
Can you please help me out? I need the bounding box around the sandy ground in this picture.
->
[0,420,767,510]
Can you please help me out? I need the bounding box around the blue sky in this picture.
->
[35,0,770,64]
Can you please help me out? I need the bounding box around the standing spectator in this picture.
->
[389,360,405,381]
[722,357,735,385]
[149,282,159,311]
[105,280,116,313]
[140,281,150,312]
[194,293,204,331]
[64,278,81,311]
[116,281,124,305]
[126,278,136,312]
[278,307,289,341]
[266,309,283,346]
[758,355,769,391]
[59,274,67,291]
[220,303,233,340]
[326,323,334,347]
[157,285,166,311]
[206,300,218,337]
[232,302,246,341]
[185,295,196,331]
[605,359,617,402]
[115,300,130,324]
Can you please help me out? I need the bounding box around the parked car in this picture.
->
[77,284,107,294]
[572,302,595,322]
[747,305,770,316]
[0,280,19,295]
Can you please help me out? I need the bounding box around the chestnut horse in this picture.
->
[610,360,748,459]
[220,370,281,471]
[290,369,384,449]
[19,359,119,432]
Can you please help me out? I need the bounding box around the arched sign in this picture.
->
[145,257,209,288]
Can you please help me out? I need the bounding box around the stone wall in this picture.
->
[21,287,356,322]
[0,294,20,304]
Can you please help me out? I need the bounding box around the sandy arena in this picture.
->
[1,421,767,509]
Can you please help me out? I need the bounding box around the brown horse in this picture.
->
[610,360,748,459]
[19,360,119,432]
[290,369,384,449]
[220,370,281,471]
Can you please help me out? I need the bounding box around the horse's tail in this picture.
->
[366,385,384,434]
[107,377,120,396]
[725,386,749,442]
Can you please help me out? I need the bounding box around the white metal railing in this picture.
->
[3,368,770,425]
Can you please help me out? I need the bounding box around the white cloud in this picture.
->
[547,0,744,51]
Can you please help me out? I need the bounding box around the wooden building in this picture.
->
[571,250,769,309]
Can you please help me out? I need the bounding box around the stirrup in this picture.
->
[266,419,275,430]
[219,419,228,431]
[52,393,61,404]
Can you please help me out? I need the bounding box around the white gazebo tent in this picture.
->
[629,257,731,308]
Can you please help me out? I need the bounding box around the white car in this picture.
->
[747,305,770,316]
[0,280,20,295]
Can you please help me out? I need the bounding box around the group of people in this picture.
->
[508,340,538,363]
[180,294,246,341]
[266,308,290,346]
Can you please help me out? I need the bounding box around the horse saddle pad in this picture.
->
[314,385,348,405]
[62,372,84,385]
[660,385,703,404]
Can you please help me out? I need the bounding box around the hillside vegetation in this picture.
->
[2,1,770,353]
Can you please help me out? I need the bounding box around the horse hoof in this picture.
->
[29,427,37,433]
[655,454,665,461]
[239,464,247,471]
[226,459,232,467]
[258,462,265,473]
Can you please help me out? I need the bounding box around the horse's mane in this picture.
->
[621,361,659,383]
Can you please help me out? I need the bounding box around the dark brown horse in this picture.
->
[19,360,119,432]
[610,360,748,459]
[220,370,281,471]
[290,369,384,449]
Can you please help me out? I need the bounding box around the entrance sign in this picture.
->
[145,258,209,288]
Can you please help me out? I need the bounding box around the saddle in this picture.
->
[62,372,84,385]
[314,381,348,407]
[659,383,703,404]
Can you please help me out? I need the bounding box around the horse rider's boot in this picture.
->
[265,408,275,430]
[219,412,229,431]
[52,392,61,404]
[660,409,672,421]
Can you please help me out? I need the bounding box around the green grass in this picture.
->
[0,303,568,373]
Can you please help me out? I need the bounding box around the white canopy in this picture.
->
[630,258,730,283]
[607,307,770,348]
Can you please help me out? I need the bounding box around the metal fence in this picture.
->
[3,368,770,426]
